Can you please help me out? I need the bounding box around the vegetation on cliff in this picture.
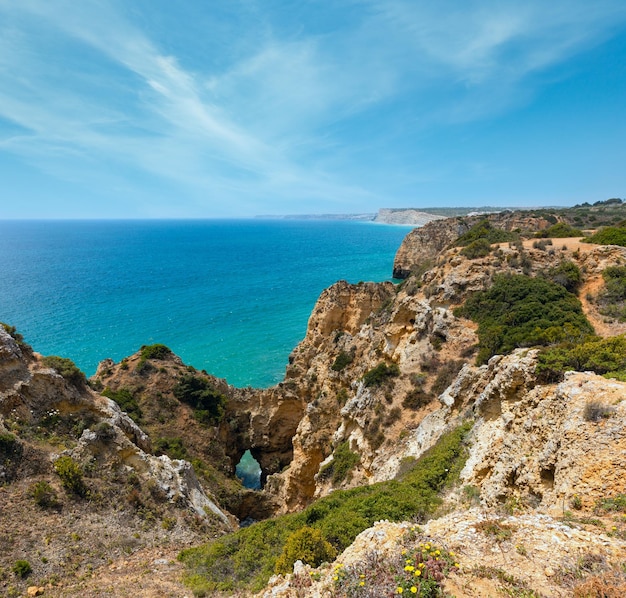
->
[455,274,593,364]
[455,219,518,247]
[179,423,471,594]
[537,334,626,382]
[583,225,626,247]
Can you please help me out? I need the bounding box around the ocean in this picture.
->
[0,219,412,388]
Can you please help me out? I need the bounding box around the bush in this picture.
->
[41,355,86,388]
[455,219,518,247]
[532,239,553,250]
[584,401,614,422]
[362,363,400,387]
[536,334,626,382]
[154,437,188,460]
[101,387,143,423]
[0,432,21,460]
[318,442,360,485]
[596,266,626,321]
[331,350,353,372]
[543,261,582,293]
[583,226,626,247]
[12,560,31,578]
[402,387,432,410]
[460,238,492,259]
[54,455,87,497]
[455,274,594,364]
[29,480,59,508]
[535,222,583,238]
[173,375,227,424]
[140,343,173,360]
[274,527,337,574]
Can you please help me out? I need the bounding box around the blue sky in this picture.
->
[1,1,625,218]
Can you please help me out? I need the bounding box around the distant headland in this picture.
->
[257,206,508,225]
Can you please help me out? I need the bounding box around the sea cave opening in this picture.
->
[236,449,262,490]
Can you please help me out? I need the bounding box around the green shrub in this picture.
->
[154,437,188,460]
[331,350,353,372]
[274,527,337,574]
[318,442,360,485]
[583,226,626,247]
[140,343,173,360]
[532,238,553,250]
[460,238,492,259]
[455,274,594,364]
[173,375,227,424]
[596,266,626,321]
[336,388,349,405]
[595,494,626,513]
[536,334,626,382]
[543,261,582,293]
[402,387,432,410]
[535,222,583,238]
[0,432,21,460]
[179,422,472,594]
[362,362,400,387]
[29,480,59,508]
[135,358,155,375]
[101,387,143,423]
[41,356,86,388]
[54,455,87,497]
[12,560,31,578]
[455,219,518,247]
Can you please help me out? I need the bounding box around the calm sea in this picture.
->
[0,219,411,388]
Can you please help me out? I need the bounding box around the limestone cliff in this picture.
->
[5,205,626,596]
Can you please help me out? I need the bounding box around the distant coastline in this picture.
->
[257,206,506,226]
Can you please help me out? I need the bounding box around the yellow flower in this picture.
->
[404,565,415,572]
[414,570,421,576]
[359,574,365,578]
[434,550,440,555]
[397,588,404,594]
[411,587,418,594]
[402,549,407,555]
[449,550,455,556]
[333,576,338,581]
[454,563,460,568]
[405,559,413,564]
[418,563,425,568]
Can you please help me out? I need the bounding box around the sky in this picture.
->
[1,1,625,218]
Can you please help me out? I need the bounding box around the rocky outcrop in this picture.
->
[463,369,626,511]
[392,211,555,278]
[0,329,230,529]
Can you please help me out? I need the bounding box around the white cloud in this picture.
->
[0,0,625,214]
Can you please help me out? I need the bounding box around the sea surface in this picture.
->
[0,219,412,388]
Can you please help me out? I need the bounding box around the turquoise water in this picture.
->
[0,219,411,388]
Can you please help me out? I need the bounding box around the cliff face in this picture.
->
[392,211,555,277]
[0,327,234,597]
[259,231,626,513]
[4,208,626,596]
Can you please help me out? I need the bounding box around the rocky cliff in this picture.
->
[4,205,626,596]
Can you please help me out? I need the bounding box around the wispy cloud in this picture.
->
[0,0,625,215]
